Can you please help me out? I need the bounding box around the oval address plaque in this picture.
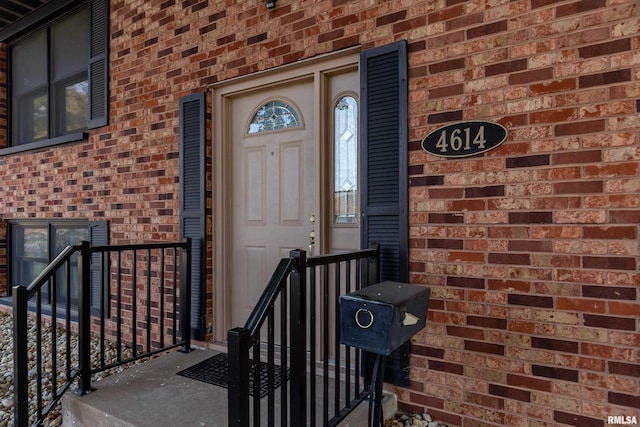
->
[421,120,508,158]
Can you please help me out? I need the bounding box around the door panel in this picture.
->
[230,79,315,328]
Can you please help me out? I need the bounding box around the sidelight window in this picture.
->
[333,95,358,224]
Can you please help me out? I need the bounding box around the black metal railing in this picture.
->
[13,239,192,427]
[228,245,379,427]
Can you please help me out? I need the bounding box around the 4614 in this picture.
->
[421,121,508,158]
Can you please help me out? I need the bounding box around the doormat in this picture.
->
[177,352,289,398]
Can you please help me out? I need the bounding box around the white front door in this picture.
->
[229,78,316,327]
[212,51,360,342]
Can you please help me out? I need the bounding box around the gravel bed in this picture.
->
[0,311,149,427]
[387,412,449,427]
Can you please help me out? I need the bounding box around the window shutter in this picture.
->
[179,92,206,341]
[88,0,109,129]
[360,40,410,387]
[360,40,408,283]
[89,220,109,315]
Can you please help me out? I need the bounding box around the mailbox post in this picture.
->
[339,281,430,427]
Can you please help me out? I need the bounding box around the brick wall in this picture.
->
[0,0,638,425]
[400,1,640,426]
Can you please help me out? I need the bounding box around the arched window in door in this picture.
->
[247,100,302,134]
[333,95,358,224]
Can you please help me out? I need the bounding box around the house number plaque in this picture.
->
[421,120,508,158]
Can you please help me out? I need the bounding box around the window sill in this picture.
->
[0,132,88,156]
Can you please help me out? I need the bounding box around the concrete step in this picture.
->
[62,348,396,427]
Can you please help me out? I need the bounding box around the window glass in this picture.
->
[51,7,89,80]
[16,226,48,287]
[11,221,88,305]
[248,100,302,134]
[334,96,358,224]
[54,225,88,303]
[11,5,89,145]
[62,80,89,133]
[12,29,47,96]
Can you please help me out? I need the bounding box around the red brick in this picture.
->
[608,361,640,377]
[608,301,640,317]
[508,294,553,308]
[485,59,527,77]
[554,180,603,194]
[554,411,603,427]
[579,38,631,58]
[583,226,636,240]
[488,384,530,402]
[557,297,606,313]
[446,11,483,31]
[530,78,577,95]
[551,150,601,165]
[467,20,507,39]
[465,340,505,356]
[584,314,636,331]
[530,108,576,124]
[428,4,465,24]
[509,67,553,84]
[579,69,631,89]
[583,256,636,271]
[554,119,605,136]
[583,163,638,178]
[609,392,640,409]
[507,374,552,392]
[376,10,407,26]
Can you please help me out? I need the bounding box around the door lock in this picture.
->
[308,230,316,256]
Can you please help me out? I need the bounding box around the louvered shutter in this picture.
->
[179,92,206,340]
[360,40,408,282]
[360,40,410,387]
[88,0,109,129]
[89,220,109,315]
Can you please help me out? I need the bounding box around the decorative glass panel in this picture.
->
[248,100,302,134]
[334,96,358,223]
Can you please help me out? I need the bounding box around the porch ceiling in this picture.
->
[0,0,51,32]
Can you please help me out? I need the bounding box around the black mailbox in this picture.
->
[339,281,430,356]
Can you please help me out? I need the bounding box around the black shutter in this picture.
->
[360,40,410,387]
[179,92,206,340]
[88,0,109,129]
[89,220,109,315]
[360,40,408,282]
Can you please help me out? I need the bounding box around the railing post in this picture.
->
[179,238,192,353]
[75,240,94,395]
[289,249,307,425]
[227,327,251,426]
[13,285,29,427]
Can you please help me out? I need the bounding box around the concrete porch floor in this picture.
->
[62,348,396,427]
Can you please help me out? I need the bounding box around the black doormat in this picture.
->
[177,352,288,398]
